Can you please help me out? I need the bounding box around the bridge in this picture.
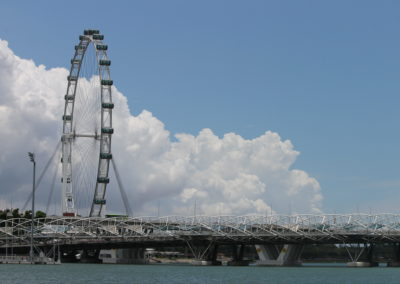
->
[3,214,400,265]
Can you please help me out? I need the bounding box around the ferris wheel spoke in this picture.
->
[72,138,98,214]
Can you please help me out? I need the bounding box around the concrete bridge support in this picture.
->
[345,243,378,267]
[387,243,400,267]
[255,244,303,266]
[188,242,222,265]
[227,245,251,266]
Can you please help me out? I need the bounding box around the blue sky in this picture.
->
[2,0,400,213]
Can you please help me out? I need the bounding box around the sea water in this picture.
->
[1,263,400,284]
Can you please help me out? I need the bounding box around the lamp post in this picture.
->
[5,211,12,260]
[28,152,35,264]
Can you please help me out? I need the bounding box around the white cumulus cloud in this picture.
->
[0,39,322,216]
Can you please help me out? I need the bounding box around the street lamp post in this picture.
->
[6,211,12,260]
[28,152,35,264]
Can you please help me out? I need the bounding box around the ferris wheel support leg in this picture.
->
[111,158,133,216]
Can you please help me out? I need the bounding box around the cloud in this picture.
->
[0,39,322,216]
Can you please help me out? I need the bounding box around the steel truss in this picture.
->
[3,214,400,249]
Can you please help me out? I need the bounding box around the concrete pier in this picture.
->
[344,243,377,267]
[226,245,250,266]
[255,244,303,266]
[188,243,222,266]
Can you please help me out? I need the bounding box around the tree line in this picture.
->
[0,208,46,219]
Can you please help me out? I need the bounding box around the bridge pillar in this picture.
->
[346,243,378,267]
[188,242,222,266]
[255,244,303,266]
[227,245,250,266]
[387,243,400,267]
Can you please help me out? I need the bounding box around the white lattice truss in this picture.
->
[2,214,400,248]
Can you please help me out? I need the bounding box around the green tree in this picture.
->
[35,211,46,218]
[0,209,11,220]
[0,210,5,220]
[23,210,32,219]
[12,208,21,218]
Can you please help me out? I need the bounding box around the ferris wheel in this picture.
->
[61,30,114,217]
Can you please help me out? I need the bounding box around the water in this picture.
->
[2,263,400,284]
